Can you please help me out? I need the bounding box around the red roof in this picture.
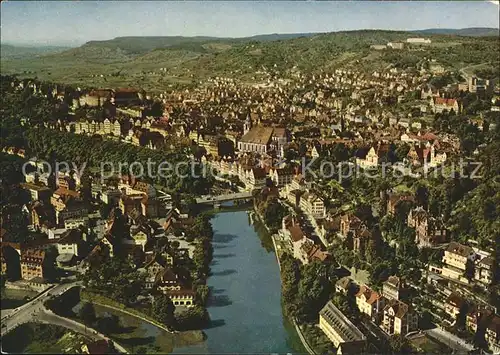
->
[434,97,457,107]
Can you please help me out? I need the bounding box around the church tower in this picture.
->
[244,112,252,135]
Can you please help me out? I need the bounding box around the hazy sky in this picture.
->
[1,1,499,46]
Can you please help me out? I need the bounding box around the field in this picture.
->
[1,323,89,354]
[409,333,453,354]
[1,30,498,92]
[0,288,38,310]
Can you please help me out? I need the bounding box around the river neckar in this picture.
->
[174,210,303,354]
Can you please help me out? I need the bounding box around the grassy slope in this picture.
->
[2,30,498,91]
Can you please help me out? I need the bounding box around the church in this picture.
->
[237,114,289,156]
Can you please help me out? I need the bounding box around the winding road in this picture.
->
[1,282,128,354]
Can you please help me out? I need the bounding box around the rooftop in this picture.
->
[320,301,366,343]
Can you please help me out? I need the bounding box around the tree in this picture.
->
[152,294,175,326]
[78,302,96,325]
[280,253,300,317]
[195,285,209,305]
[176,305,210,330]
[96,314,120,333]
[296,261,331,322]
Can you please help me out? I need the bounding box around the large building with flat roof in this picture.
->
[319,301,367,353]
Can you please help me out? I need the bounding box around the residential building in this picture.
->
[406,38,432,44]
[486,315,500,354]
[444,292,466,320]
[386,193,414,216]
[20,248,46,280]
[20,183,52,202]
[407,207,448,248]
[64,217,89,230]
[155,267,183,292]
[382,299,418,335]
[430,97,461,114]
[356,285,386,322]
[300,192,326,219]
[336,277,357,295]
[382,276,407,301]
[319,301,367,352]
[280,215,313,265]
[57,229,84,257]
[269,167,294,187]
[474,256,494,285]
[245,167,267,191]
[443,242,475,272]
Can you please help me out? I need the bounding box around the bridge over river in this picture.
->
[195,191,253,205]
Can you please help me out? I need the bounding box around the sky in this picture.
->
[1,1,499,46]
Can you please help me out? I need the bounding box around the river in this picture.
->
[174,210,301,354]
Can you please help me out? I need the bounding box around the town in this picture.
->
[1,2,499,354]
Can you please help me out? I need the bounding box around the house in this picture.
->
[64,217,89,230]
[246,167,267,191]
[407,207,447,248]
[336,277,357,295]
[20,248,47,280]
[303,242,331,264]
[339,213,365,239]
[280,215,314,265]
[300,192,326,219]
[141,196,161,218]
[382,299,418,335]
[466,307,492,334]
[430,97,461,114]
[382,276,407,301]
[353,229,371,256]
[28,201,56,229]
[319,301,367,352]
[100,189,122,205]
[355,143,389,169]
[356,285,386,322]
[142,254,168,289]
[444,292,466,320]
[155,267,183,292]
[474,256,494,285]
[486,315,500,354]
[237,116,289,155]
[386,193,414,216]
[407,144,432,167]
[101,234,116,258]
[50,188,87,225]
[56,229,84,257]
[269,167,294,187]
[20,183,52,202]
[442,241,475,275]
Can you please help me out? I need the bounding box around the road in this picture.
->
[1,281,79,334]
[1,281,128,353]
[424,327,474,353]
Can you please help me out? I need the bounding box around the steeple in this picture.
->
[244,111,252,135]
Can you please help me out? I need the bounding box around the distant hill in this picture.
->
[0,44,71,60]
[1,28,498,91]
[412,27,499,37]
